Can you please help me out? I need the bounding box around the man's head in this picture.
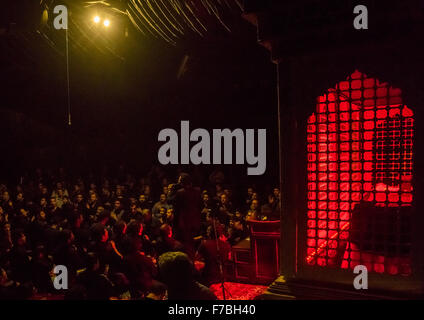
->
[220,194,228,205]
[235,210,243,219]
[127,220,143,237]
[3,223,11,234]
[166,208,174,221]
[14,230,26,246]
[38,211,46,221]
[158,252,194,288]
[16,192,24,202]
[202,193,209,203]
[146,281,167,300]
[130,203,137,213]
[251,199,259,210]
[92,224,108,242]
[144,185,151,195]
[178,173,192,187]
[74,184,81,192]
[162,185,169,196]
[160,224,173,239]
[159,194,166,203]
[2,191,9,201]
[0,268,8,286]
[142,209,152,223]
[261,204,272,219]
[233,219,243,230]
[102,187,110,196]
[87,252,100,272]
[90,193,97,202]
[40,197,47,206]
[96,206,105,215]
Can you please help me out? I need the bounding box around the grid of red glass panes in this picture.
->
[306,71,413,276]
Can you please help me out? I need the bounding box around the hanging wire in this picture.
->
[65,27,72,126]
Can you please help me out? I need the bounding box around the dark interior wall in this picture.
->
[0,15,278,185]
[278,35,424,292]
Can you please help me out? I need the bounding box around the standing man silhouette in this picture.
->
[168,173,201,259]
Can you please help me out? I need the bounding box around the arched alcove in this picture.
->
[305,71,414,276]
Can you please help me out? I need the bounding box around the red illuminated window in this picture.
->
[306,71,413,276]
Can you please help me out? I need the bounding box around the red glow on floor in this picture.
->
[209,282,268,300]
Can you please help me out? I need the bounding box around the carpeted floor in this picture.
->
[30,281,268,300]
[210,282,267,300]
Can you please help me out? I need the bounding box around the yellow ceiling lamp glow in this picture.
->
[103,19,111,27]
[93,15,101,23]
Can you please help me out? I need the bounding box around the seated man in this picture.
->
[228,218,248,246]
[158,251,217,300]
[155,224,184,256]
[246,199,260,221]
[75,252,114,300]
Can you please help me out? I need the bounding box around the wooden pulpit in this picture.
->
[247,220,280,284]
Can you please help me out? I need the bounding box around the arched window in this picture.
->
[306,71,414,276]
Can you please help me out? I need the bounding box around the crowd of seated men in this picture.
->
[0,166,279,299]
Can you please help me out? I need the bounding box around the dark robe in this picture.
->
[169,185,202,258]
